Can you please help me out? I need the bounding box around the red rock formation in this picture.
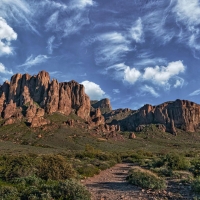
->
[91,98,112,114]
[129,132,136,139]
[0,71,91,127]
[116,99,200,134]
[90,108,105,126]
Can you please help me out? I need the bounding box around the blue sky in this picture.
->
[1,0,200,109]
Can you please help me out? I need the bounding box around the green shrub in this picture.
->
[0,155,35,181]
[0,186,19,200]
[12,176,43,188]
[37,155,76,180]
[77,164,99,177]
[21,186,43,200]
[191,159,200,177]
[164,154,190,170]
[192,177,200,193]
[42,180,91,200]
[126,167,166,190]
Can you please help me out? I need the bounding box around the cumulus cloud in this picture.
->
[18,55,49,69]
[0,17,17,56]
[106,61,185,90]
[189,89,200,96]
[0,63,13,75]
[140,85,160,97]
[174,0,200,26]
[81,80,105,100]
[130,18,144,43]
[124,67,141,84]
[143,61,185,86]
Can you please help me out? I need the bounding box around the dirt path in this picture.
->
[82,163,148,200]
[82,163,194,200]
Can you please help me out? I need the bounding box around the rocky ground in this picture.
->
[82,163,194,200]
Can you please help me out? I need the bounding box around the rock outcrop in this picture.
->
[109,99,200,134]
[91,98,112,114]
[0,71,91,127]
[1,71,200,136]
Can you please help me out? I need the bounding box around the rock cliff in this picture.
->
[1,71,200,135]
[0,71,90,127]
[91,98,112,114]
[107,99,200,134]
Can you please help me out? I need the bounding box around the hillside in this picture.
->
[1,71,200,199]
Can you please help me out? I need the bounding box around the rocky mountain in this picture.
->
[105,99,200,135]
[0,71,90,127]
[0,71,200,136]
[91,98,112,114]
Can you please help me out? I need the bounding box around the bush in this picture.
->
[77,164,99,177]
[0,155,35,181]
[126,167,166,190]
[191,159,200,177]
[37,155,76,180]
[0,186,19,200]
[42,179,91,200]
[163,154,190,170]
[192,177,200,193]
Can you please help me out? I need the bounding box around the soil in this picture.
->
[82,163,195,200]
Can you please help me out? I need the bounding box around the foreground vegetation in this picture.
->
[1,116,200,198]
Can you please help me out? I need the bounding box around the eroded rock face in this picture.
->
[90,108,105,126]
[91,98,112,114]
[30,117,50,128]
[114,99,200,134]
[0,71,91,127]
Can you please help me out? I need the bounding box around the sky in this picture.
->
[1,0,200,110]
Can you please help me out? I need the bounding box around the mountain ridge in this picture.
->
[0,71,200,136]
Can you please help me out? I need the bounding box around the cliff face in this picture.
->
[0,71,91,125]
[110,99,200,134]
[91,98,112,114]
[1,71,200,135]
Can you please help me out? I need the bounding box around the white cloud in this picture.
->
[140,85,160,97]
[174,77,184,88]
[174,0,200,26]
[0,17,17,56]
[106,61,185,91]
[81,80,105,100]
[143,61,185,86]
[99,32,128,44]
[40,0,67,11]
[124,67,141,84]
[143,9,175,45]
[0,0,39,35]
[18,55,49,69]
[0,63,13,75]
[113,89,120,94]
[69,0,94,9]
[45,11,59,31]
[47,36,58,54]
[130,18,144,43]
[95,32,131,65]
[189,89,200,96]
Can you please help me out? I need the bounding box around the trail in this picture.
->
[82,163,193,200]
[82,163,148,200]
